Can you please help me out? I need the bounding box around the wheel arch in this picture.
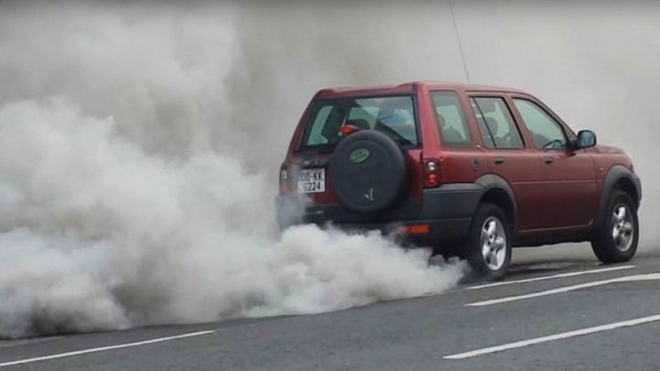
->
[475,174,518,234]
[596,165,642,229]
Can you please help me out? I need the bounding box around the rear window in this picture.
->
[301,96,418,149]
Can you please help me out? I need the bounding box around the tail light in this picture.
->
[424,159,440,188]
[279,164,291,193]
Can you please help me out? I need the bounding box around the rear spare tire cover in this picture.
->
[329,131,407,213]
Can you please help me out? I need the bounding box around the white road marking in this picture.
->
[467,272,660,307]
[444,313,660,360]
[467,265,636,290]
[0,330,215,368]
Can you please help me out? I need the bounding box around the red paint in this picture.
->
[280,82,635,234]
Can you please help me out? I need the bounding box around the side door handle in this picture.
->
[494,157,505,165]
[544,156,554,164]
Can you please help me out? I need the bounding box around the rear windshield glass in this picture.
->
[301,96,418,149]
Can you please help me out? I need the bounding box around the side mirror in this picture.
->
[576,130,597,149]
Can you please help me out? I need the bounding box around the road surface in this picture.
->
[2,244,659,371]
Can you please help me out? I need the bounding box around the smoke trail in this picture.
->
[0,2,465,339]
[0,98,463,338]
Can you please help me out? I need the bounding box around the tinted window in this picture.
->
[514,99,567,149]
[306,106,333,146]
[471,97,524,149]
[302,96,417,149]
[430,91,471,147]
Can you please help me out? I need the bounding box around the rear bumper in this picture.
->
[329,218,473,248]
[276,183,482,246]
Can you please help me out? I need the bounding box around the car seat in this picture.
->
[438,113,464,143]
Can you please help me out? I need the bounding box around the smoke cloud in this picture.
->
[0,1,465,339]
[0,0,658,338]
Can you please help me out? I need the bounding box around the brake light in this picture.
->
[424,159,440,188]
[279,165,291,193]
[339,125,358,136]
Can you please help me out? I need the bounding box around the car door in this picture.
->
[511,96,598,229]
[468,95,548,233]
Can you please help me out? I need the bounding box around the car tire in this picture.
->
[591,190,639,264]
[462,203,512,281]
[329,130,407,214]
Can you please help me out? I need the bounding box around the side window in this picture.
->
[471,97,524,149]
[513,99,567,149]
[430,91,471,147]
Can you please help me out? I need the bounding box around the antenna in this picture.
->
[449,0,471,84]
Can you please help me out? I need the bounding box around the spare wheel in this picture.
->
[329,130,408,214]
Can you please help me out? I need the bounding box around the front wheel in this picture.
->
[591,190,639,263]
[463,203,512,281]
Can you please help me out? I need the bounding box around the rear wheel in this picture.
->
[463,203,512,281]
[591,190,638,263]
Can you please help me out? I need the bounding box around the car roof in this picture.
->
[315,81,529,99]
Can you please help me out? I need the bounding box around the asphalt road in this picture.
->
[2,244,659,371]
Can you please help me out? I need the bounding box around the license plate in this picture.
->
[297,168,326,193]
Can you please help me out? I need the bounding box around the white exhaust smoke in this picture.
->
[0,98,463,338]
[0,1,468,338]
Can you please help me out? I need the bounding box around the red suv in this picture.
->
[276,82,642,280]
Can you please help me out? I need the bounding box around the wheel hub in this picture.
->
[481,217,507,271]
[612,204,634,252]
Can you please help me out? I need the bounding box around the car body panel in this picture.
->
[277,81,641,250]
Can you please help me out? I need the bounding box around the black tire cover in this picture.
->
[329,130,408,214]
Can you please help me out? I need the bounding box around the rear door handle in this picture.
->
[544,156,554,164]
[494,157,505,165]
